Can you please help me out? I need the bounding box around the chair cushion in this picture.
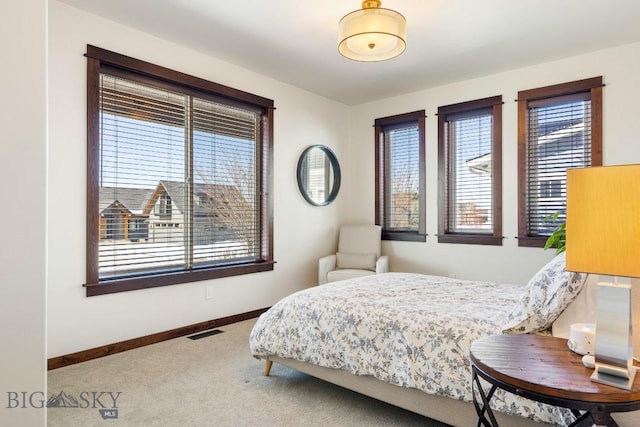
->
[336,252,376,271]
[338,225,381,258]
[327,269,375,282]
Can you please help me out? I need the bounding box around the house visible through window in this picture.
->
[374,111,426,241]
[86,45,274,296]
[437,96,503,245]
[539,180,562,198]
[517,77,602,247]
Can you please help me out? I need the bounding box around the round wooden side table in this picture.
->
[470,334,640,427]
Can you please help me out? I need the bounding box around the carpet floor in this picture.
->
[47,319,450,427]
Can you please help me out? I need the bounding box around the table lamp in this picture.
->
[566,164,640,390]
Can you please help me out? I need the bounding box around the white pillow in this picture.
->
[336,252,376,271]
[551,274,598,338]
[502,252,587,334]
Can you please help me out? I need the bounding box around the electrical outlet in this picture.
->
[205,285,214,300]
[448,273,457,279]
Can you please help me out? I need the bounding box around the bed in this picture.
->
[249,253,591,426]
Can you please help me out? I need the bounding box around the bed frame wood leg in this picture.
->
[263,359,273,376]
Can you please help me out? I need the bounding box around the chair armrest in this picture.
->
[376,255,389,274]
[318,254,337,285]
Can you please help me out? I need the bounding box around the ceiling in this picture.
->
[58,0,640,105]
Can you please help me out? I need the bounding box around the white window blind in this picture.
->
[192,98,259,266]
[99,73,260,280]
[382,123,420,231]
[443,110,493,234]
[526,93,592,236]
[438,96,502,245]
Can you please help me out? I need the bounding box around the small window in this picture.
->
[438,96,503,245]
[85,45,275,296]
[158,194,172,220]
[374,111,426,241]
[539,180,562,199]
[517,77,603,247]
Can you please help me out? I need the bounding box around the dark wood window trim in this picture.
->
[85,45,274,296]
[437,96,503,246]
[517,77,603,248]
[375,110,426,242]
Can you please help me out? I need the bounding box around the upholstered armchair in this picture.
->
[318,224,389,284]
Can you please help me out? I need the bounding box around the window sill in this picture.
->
[382,231,427,242]
[437,234,503,246]
[85,261,275,296]
[517,236,547,248]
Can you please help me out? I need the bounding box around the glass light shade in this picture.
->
[338,6,406,62]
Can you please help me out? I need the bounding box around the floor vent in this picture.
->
[187,329,224,340]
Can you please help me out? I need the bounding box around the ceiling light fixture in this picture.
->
[338,0,407,62]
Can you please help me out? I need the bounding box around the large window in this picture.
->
[438,96,503,245]
[86,46,274,296]
[517,77,602,247]
[375,111,426,241]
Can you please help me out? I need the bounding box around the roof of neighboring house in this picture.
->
[139,180,250,227]
[100,181,250,225]
[463,121,587,177]
[537,122,585,146]
[149,181,245,217]
[465,153,492,175]
[99,187,156,216]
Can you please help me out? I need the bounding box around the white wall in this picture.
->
[47,1,349,357]
[0,0,47,425]
[48,0,640,358]
[342,41,640,285]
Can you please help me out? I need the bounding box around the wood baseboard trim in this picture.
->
[47,307,269,370]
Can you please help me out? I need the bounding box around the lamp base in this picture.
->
[591,366,637,390]
[589,279,635,390]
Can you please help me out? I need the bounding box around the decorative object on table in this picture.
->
[568,323,596,356]
[566,164,640,390]
[338,0,406,62]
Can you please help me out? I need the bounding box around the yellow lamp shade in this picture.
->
[566,164,640,278]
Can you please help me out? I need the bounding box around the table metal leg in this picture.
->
[471,371,616,427]
[472,368,500,427]
[568,410,594,427]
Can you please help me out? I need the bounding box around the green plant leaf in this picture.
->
[543,211,566,254]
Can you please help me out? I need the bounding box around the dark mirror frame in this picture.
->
[296,145,341,206]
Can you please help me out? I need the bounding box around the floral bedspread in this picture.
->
[249,272,574,425]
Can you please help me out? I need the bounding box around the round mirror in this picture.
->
[296,145,341,206]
